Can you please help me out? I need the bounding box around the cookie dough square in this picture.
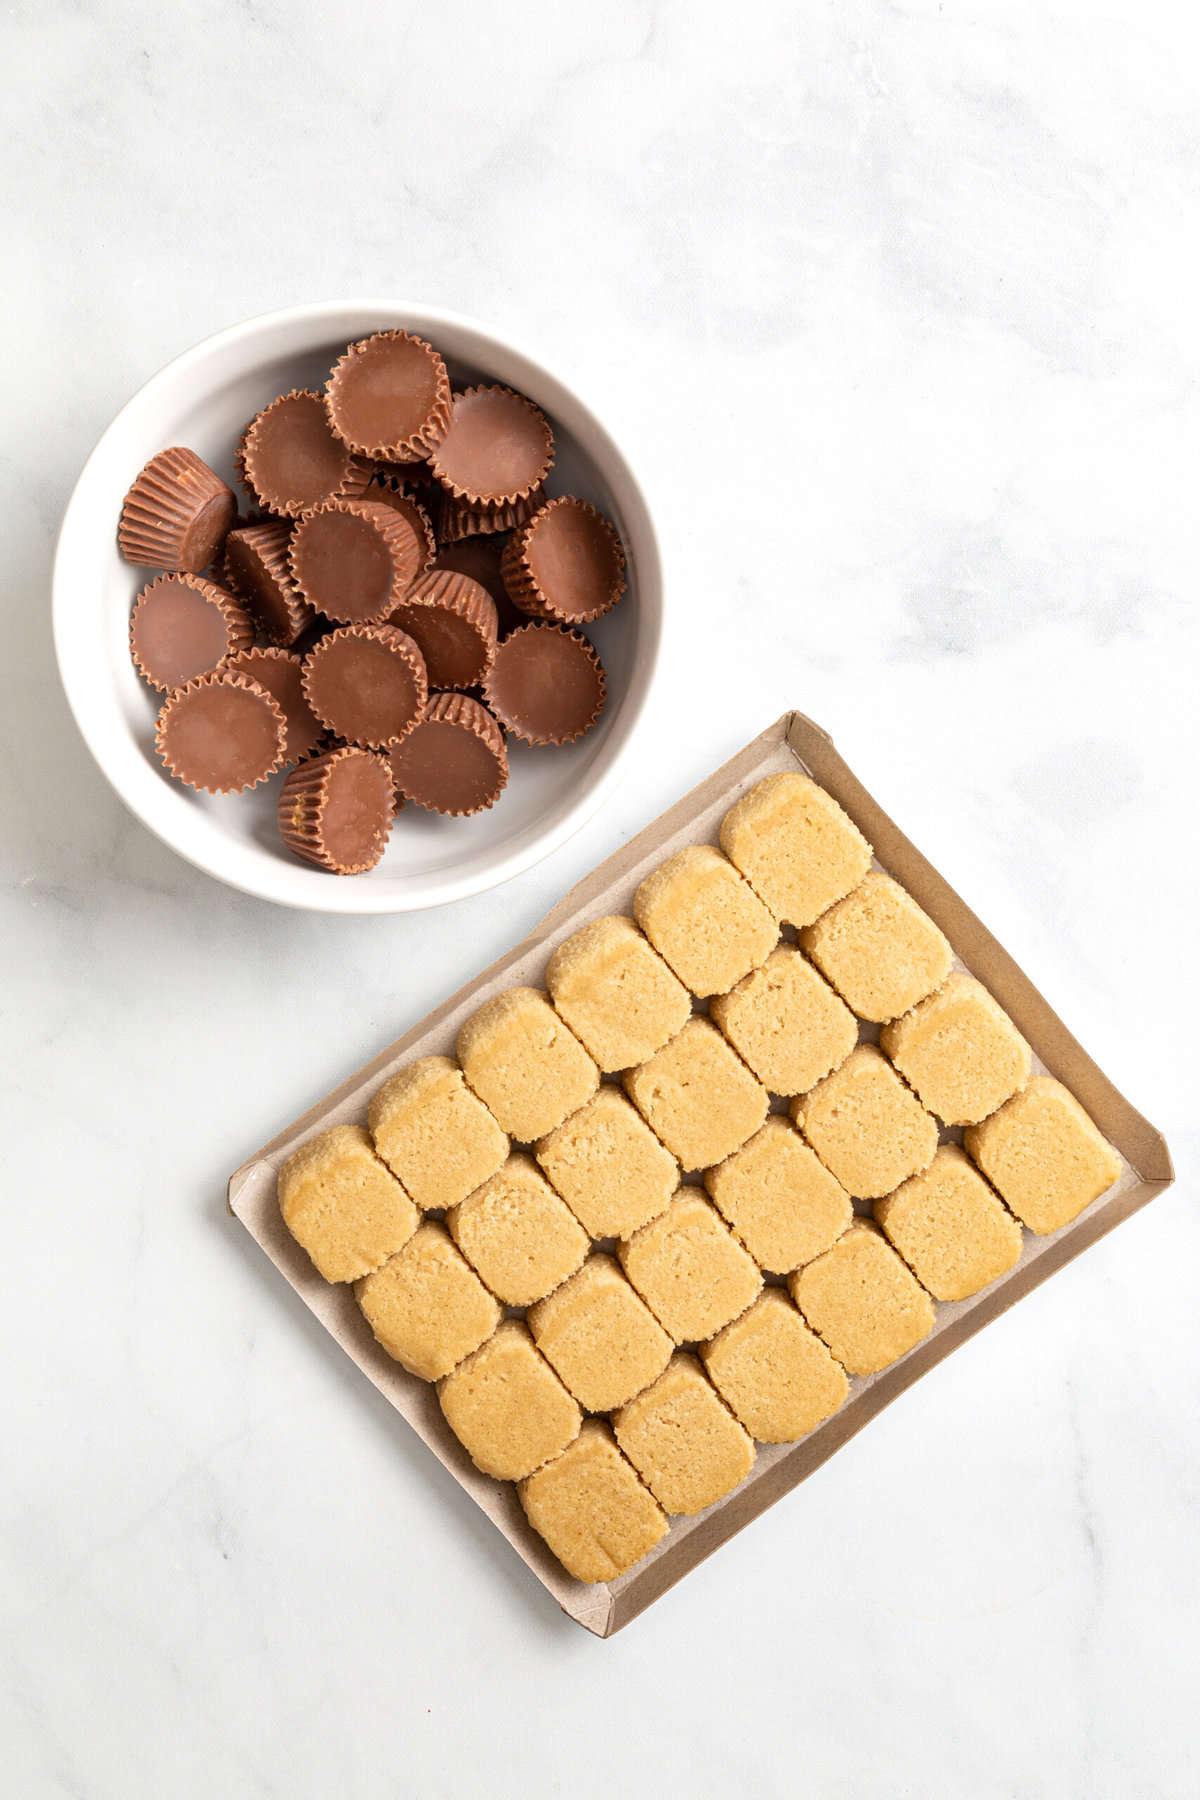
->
[789,1221,935,1375]
[719,772,872,928]
[446,1153,588,1306]
[618,1188,762,1343]
[278,1124,420,1284]
[792,1045,938,1199]
[700,1289,849,1443]
[457,988,599,1141]
[612,1353,755,1515]
[800,872,952,1023]
[874,1145,1023,1301]
[623,1018,768,1171]
[963,1077,1122,1235]
[518,1421,669,1584]
[704,1116,853,1274]
[355,1221,502,1379]
[880,973,1031,1125]
[369,1055,508,1210]
[535,1087,679,1240]
[633,845,776,998]
[710,944,858,1096]
[438,1320,582,1482]
[527,1254,673,1412]
[546,915,692,1072]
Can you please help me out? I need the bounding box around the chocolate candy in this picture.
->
[431,387,554,509]
[289,498,423,625]
[155,669,286,794]
[438,484,547,544]
[129,573,253,693]
[325,330,452,463]
[278,745,395,873]
[502,496,625,625]
[118,447,236,572]
[237,389,372,518]
[483,625,606,746]
[230,647,324,765]
[224,519,314,646]
[302,623,428,748]
[389,569,498,690]
[390,694,509,817]
[364,476,437,572]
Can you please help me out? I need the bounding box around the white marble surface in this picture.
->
[3,2,1197,1794]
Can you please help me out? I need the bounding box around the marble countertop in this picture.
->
[3,3,1196,1795]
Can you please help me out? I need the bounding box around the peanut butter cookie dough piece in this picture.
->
[963,1077,1121,1235]
[792,1045,938,1199]
[518,1421,668,1584]
[719,772,872,928]
[789,1222,935,1375]
[800,872,952,1023]
[438,1320,582,1482]
[369,1055,508,1209]
[278,1124,420,1284]
[612,1353,754,1515]
[710,945,858,1096]
[527,1255,673,1412]
[457,988,599,1141]
[545,915,691,1072]
[624,1018,768,1171]
[880,974,1031,1126]
[355,1222,502,1379]
[446,1154,588,1306]
[618,1188,762,1344]
[633,846,776,998]
[535,1087,679,1239]
[874,1146,1023,1301]
[700,1289,848,1443]
[704,1116,853,1275]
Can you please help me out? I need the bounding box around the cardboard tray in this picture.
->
[227,713,1174,1637]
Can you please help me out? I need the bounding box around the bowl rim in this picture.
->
[52,298,663,914]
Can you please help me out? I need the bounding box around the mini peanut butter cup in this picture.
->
[236,389,373,518]
[129,573,254,693]
[438,484,547,544]
[289,498,422,626]
[230,646,324,764]
[389,694,509,817]
[224,519,314,645]
[388,569,498,690]
[365,474,437,572]
[502,496,626,624]
[302,623,428,749]
[325,331,452,462]
[431,386,554,509]
[482,625,606,746]
[435,534,526,635]
[278,744,395,874]
[155,669,286,794]
[118,447,237,572]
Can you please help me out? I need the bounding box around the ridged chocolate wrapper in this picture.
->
[501,495,626,624]
[224,519,314,645]
[289,497,423,625]
[230,646,324,764]
[325,331,452,463]
[388,568,498,690]
[438,484,547,544]
[278,744,396,874]
[236,388,373,518]
[482,624,606,746]
[155,669,286,794]
[301,622,428,749]
[130,573,254,693]
[431,386,554,509]
[389,694,509,818]
[118,447,237,572]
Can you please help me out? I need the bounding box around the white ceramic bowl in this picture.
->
[53,301,662,913]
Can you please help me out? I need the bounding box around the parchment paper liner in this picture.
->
[438,483,547,544]
[235,388,374,518]
[278,744,396,874]
[501,495,627,624]
[223,519,314,645]
[118,447,237,572]
[129,572,255,693]
[482,624,606,746]
[388,568,498,691]
[389,693,509,818]
[301,622,429,749]
[154,668,286,794]
[230,645,324,764]
[325,330,452,462]
[430,386,554,508]
[288,497,424,625]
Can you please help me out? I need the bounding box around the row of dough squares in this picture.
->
[278,772,1123,1585]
